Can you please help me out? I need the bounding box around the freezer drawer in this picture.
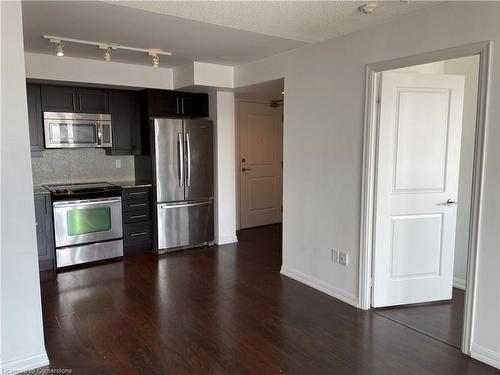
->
[157,199,214,251]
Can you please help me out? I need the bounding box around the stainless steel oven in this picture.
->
[51,195,123,268]
[44,112,112,148]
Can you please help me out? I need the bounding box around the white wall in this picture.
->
[209,91,238,245]
[25,52,174,89]
[235,2,500,367]
[174,62,234,89]
[0,2,49,372]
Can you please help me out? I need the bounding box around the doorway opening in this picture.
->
[235,79,284,230]
[359,42,490,355]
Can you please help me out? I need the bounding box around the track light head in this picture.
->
[151,53,159,67]
[56,41,64,57]
[104,47,111,62]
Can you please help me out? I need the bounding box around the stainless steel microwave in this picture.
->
[44,112,112,148]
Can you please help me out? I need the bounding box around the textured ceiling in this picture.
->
[22,1,440,68]
[112,1,438,43]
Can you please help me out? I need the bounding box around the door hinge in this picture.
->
[370,278,374,287]
[376,97,381,104]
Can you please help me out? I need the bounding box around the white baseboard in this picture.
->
[215,234,238,245]
[280,266,358,308]
[453,277,466,290]
[1,352,49,374]
[471,343,500,370]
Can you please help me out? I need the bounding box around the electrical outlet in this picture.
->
[331,249,339,262]
[115,159,121,169]
[338,251,348,266]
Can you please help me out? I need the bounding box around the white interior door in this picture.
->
[239,101,283,229]
[372,72,465,308]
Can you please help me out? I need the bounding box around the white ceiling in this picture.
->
[22,1,304,67]
[117,1,438,43]
[22,1,439,68]
[236,79,284,102]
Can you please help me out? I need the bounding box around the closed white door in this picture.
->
[239,102,283,229]
[372,72,465,308]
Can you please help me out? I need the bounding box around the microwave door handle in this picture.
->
[97,122,102,146]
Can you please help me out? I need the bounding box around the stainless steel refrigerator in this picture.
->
[151,118,214,253]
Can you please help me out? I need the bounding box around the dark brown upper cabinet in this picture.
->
[26,84,44,156]
[145,90,179,117]
[145,90,209,118]
[181,92,209,118]
[106,90,141,156]
[77,88,109,113]
[41,85,76,112]
[41,85,109,113]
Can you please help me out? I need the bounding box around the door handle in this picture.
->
[178,132,184,188]
[96,122,102,146]
[442,199,457,206]
[186,132,191,187]
[242,167,252,172]
[160,201,212,209]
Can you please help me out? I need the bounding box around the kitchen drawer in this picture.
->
[123,222,152,246]
[122,187,151,201]
[122,199,150,212]
[123,209,151,224]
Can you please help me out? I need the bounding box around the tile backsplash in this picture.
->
[31,149,135,185]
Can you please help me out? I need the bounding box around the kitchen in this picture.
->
[30,84,215,271]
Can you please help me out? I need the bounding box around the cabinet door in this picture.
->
[77,88,109,113]
[34,195,54,271]
[41,85,76,112]
[147,90,180,117]
[106,91,140,155]
[181,93,209,117]
[26,84,44,155]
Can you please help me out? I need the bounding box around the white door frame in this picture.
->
[358,41,491,355]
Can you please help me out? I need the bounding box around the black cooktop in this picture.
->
[44,182,122,201]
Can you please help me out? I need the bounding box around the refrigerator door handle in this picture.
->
[159,201,211,209]
[178,132,184,188]
[186,132,191,187]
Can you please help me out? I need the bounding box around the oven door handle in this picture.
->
[53,197,122,207]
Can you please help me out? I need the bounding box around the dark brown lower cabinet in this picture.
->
[122,186,153,255]
[34,193,55,271]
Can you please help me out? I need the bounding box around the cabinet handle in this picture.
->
[129,214,148,219]
[130,231,148,237]
[129,203,148,208]
[128,191,146,196]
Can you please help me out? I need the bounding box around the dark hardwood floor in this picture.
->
[39,225,498,374]
[374,288,465,348]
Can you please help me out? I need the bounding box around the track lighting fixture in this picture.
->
[56,41,64,57]
[43,35,171,67]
